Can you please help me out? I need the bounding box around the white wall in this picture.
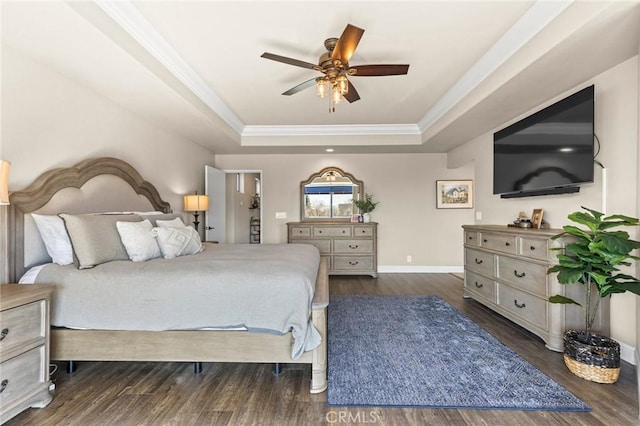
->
[636,22,640,413]
[449,56,640,349]
[215,153,475,271]
[1,45,215,217]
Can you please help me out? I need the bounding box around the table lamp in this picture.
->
[183,191,209,232]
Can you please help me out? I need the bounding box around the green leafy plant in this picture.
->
[548,206,640,333]
[353,193,379,214]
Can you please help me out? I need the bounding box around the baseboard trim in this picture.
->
[378,265,464,273]
[636,349,640,422]
[617,339,637,365]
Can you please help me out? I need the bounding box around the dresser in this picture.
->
[288,222,378,278]
[0,284,54,424]
[462,225,609,352]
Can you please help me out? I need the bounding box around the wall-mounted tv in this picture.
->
[493,85,595,198]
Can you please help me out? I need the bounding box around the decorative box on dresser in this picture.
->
[462,225,609,352]
[288,222,378,278]
[0,284,54,424]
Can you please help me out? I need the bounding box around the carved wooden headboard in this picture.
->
[8,157,172,282]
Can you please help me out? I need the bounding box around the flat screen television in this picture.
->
[493,85,595,198]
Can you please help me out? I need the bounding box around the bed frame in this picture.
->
[7,157,328,393]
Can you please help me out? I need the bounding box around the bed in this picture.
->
[7,157,328,393]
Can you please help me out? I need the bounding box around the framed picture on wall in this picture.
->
[436,180,474,209]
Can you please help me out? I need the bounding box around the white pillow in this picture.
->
[31,213,73,265]
[116,220,162,262]
[156,217,186,228]
[154,226,203,259]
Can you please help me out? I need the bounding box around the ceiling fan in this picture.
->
[261,24,409,111]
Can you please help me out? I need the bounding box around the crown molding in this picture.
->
[242,124,420,137]
[95,0,245,135]
[417,0,573,133]
[93,0,571,146]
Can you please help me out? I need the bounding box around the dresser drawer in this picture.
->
[314,226,351,237]
[498,285,547,330]
[464,270,496,302]
[480,233,517,254]
[464,248,493,276]
[464,231,479,246]
[519,237,549,261]
[353,225,375,237]
[289,226,311,238]
[334,239,373,254]
[0,346,47,408]
[333,256,374,271]
[496,256,548,297]
[291,240,331,254]
[0,301,46,359]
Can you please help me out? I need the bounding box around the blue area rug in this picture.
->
[327,295,590,411]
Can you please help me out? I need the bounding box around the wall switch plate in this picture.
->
[406,255,412,263]
[475,211,482,220]
[275,212,287,219]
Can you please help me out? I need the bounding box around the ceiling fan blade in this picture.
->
[261,52,320,71]
[344,80,360,103]
[282,78,317,96]
[331,24,364,64]
[349,64,410,76]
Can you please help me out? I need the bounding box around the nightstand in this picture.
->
[0,284,54,424]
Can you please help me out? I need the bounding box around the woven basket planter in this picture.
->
[563,330,620,384]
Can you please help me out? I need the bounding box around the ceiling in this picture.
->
[2,1,639,154]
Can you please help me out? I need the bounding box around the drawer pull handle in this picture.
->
[318,230,322,233]
[468,236,473,240]
[0,328,8,341]
[0,379,7,394]
[475,281,483,289]
[348,244,359,249]
[474,258,483,265]
[342,230,346,234]
[483,239,488,243]
[530,246,536,251]
[514,270,526,278]
[505,242,510,246]
[514,300,526,309]
[348,261,359,266]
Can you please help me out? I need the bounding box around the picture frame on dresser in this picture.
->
[531,209,544,229]
[436,180,473,209]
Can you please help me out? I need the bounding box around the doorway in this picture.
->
[205,167,262,244]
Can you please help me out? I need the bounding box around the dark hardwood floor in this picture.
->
[7,273,638,425]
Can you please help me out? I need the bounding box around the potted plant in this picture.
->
[547,206,640,383]
[354,193,379,223]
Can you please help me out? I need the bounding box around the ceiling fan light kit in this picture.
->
[261,24,409,112]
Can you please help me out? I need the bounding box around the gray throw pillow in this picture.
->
[59,213,142,269]
[139,213,182,227]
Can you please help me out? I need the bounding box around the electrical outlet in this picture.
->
[407,255,412,263]
[275,212,287,219]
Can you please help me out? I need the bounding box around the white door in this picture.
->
[205,165,226,243]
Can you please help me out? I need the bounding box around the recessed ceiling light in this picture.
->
[559,147,574,152]
[326,148,335,153]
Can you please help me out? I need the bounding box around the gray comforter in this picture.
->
[34,243,321,359]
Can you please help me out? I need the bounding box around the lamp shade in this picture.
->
[0,160,10,205]
[183,193,209,212]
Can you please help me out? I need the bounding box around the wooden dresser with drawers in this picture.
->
[288,222,377,278]
[462,224,609,351]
